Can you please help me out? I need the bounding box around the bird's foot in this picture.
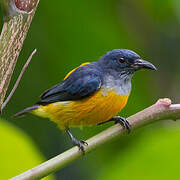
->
[97,116,131,133]
[66,130,88,154]
[111,116,131,133]
[72,138,88,152]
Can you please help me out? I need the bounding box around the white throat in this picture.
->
[102,74,132,95]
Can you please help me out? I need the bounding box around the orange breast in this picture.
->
[36,88,129,130]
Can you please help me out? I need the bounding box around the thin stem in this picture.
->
[10,98,180,180]
[1,49,37,112]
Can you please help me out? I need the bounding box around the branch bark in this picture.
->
[10,98,180,180]
[0,0,39,108]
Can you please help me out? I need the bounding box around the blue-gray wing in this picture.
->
[37,68,102,105]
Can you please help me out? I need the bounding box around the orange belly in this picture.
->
[32,88,129,130]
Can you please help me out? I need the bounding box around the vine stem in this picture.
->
[1,49,37,112]
[10,98,180,180]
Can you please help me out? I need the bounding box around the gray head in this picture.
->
[97,49,156,76]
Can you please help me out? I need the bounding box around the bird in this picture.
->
[14,49,157,152]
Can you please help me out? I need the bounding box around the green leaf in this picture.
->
[0,119,54,180]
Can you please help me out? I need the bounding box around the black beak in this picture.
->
[132,59,157,71]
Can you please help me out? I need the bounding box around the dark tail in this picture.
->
[14,104,40,117]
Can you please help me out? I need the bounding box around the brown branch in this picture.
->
[1,49,37,112]
[0,0,40,109]
[10,98,180,180]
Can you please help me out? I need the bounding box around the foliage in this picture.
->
[0,119,54,180]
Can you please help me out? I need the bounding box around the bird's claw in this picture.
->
[66,130,88,154]
[113,116,131,133]
[80,140,88,146]
[72,139,88,153]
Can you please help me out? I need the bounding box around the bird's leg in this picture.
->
[66,129,88,153]
[98,116,131,133]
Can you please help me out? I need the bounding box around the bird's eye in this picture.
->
[118,57,126,64]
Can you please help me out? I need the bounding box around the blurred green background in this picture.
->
[1,0,180,179]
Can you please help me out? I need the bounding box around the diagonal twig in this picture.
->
[10,98,180,180]
[1,49,37,112]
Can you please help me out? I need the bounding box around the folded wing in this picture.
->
[38,67,102,105]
